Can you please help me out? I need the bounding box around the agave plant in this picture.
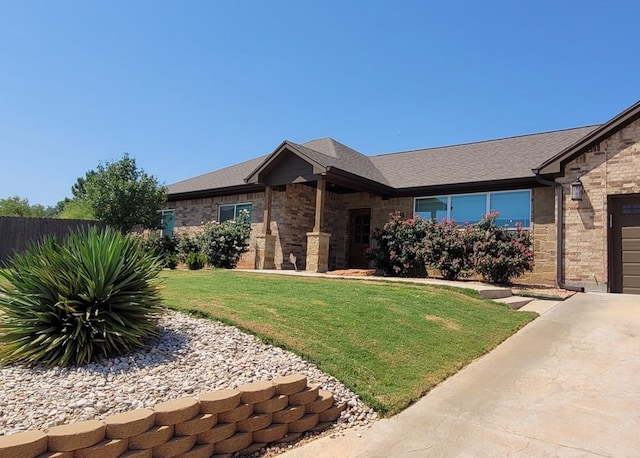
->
[0,227,163,367]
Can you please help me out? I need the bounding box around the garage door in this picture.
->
[610,195,640,294]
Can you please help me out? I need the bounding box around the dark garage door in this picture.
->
[610,195,640,294]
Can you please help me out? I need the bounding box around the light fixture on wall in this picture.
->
[571,177,584,201]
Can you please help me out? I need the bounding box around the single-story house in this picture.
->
[165,100,640,294]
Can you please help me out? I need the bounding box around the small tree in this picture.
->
[82,154,166,232]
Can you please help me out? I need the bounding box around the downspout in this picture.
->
[533,170,584,292]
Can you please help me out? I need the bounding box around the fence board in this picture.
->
[0,217,105,264]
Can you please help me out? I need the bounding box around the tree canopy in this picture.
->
[81,154,166,232]
[0,196,49,217]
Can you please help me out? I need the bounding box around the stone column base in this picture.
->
[255,234,276,270]
[306,232,331,273]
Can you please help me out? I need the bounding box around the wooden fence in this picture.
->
[0,216,105,264]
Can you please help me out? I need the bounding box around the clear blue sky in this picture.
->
[1,0,638,207]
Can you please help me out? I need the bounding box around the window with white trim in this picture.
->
[414,190,531,228]
[159,209,175,237]
[218,202,252,223]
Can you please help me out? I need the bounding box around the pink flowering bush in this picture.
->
[420,219,474,280]
[469,212,534,285]
[369,211,534,284]
[367,212,427,276]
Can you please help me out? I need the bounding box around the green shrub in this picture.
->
[175,233,200,263]
[198,211,251,269]
[165,254,179,269]
[420,219,473,280]
[469,212,534,285]
[186,252,207,270]
[367,212,427,276]
[140,233,177,268]
[0,227,162,367]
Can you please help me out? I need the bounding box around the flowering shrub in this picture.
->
[198,211,251,268]
[367,212,427,276]
[469,212,534,285]
[420,219,473,280]
[175,232,200,263]
[369,211,534,284]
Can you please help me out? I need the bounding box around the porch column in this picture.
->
[306,176,331,272]
[256,186,276,269]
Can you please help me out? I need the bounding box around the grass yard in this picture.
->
[160,270,536,415]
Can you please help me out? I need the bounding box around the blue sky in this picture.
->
[1,1,638,207]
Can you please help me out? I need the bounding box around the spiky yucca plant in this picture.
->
[0,227,162,367]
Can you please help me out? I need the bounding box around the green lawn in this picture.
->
[160,270,536,415]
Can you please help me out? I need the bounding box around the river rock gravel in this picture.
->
[0,310,377,452]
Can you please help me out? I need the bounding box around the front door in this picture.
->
[610,194,640,294]
[348,208,371,268]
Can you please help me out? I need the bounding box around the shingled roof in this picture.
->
[167,124,600,198]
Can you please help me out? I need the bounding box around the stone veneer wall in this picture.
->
[0,374,345,458]
[519,187,556,285]
[558,118,640,292]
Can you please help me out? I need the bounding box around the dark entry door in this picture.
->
[348,208,371,268]
[610,194,640,294]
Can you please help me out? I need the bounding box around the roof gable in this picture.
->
[535,100,640,175]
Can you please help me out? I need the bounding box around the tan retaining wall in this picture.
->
[0,374,345,458]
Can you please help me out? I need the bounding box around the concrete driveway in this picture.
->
[282,293,640,457]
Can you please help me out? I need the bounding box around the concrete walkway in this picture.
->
[282,293,640,457]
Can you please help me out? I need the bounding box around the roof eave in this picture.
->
[167,183,266,201]
[390,176,541,198]
[536,100,640,175]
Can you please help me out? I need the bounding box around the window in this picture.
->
[219,203,252,222]
[414,190,531,228]
[160,210,175,237]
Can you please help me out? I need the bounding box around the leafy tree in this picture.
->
[0,196,48,217]
[82,154,166,232]
[58,198,96,220]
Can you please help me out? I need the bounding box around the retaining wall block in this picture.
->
[151,434,197,458]
[127,425,174,450]
[177,442,215,458]
[252,423,288,443]
[273,405,305,424]
[74,438,128,458]
[217,403,253,423]
[305,390,335,414]
[214,432,253,454]
[237,380,276,404]
[273,431,302,444]
[120,449,152,458]
[236,413,273,432]
[272,374,308,395]
[195,422,236,445]
[198,389,241,414]
[288,385,320,406]
[47,420,105,452]
[288,413,319,433]
[174,413,217,436]
[36,451,74,457]
[104,409,155,439]
[254,394,288,414]
[318,403,346,422]
[0,430,48,458]
[154,397,200,426]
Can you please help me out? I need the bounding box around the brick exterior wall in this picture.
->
[525,187,556,285]
[558,118,640,292]
[167,192,266,269]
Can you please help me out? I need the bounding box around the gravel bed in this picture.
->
[0,310,377,453]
